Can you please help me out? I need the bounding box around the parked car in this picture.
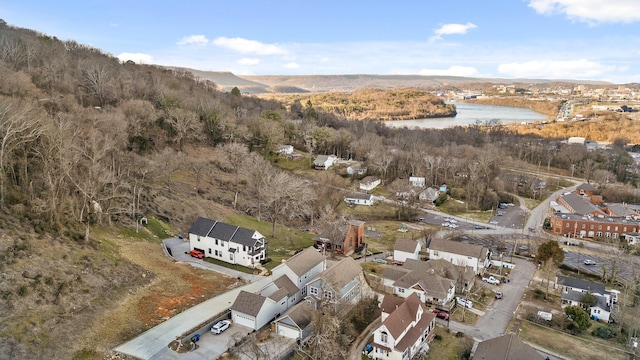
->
[373,258,387,264]
[211,320,231,334]
[433,310,449,320]
[189,249,204,259]
[584,259,597,265]
[489,220,499,225]
[482,276,500,285]
[456,297,473,309]
[495,291,503,299]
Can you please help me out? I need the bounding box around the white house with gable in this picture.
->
[427,238,490,275]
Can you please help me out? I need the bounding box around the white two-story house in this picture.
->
[188,217,266,268]
[370,293,436,360]
[270,247,326,300]
[427,238,490,275]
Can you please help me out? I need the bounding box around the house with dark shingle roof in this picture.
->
[313,218,365,256]
[393,238,421,265]
[305,257,364,312]
[557,192,606,216]
[370,293,436,360]
[556,275,618,322]
[473,333,543,360]
[188,217,267,268]
[427,238,490,275]
[392,267,455,307]
[269,247,326,302]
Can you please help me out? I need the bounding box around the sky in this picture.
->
[2,0,640,83]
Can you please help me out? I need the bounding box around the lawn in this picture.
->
[226,214,315,270]
[424,326,474,360]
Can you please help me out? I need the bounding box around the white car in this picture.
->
[456,297,473,309]
[211,320,231,334]
[584,259,597,266]
[489,220,499,225]
[483,276,500,285]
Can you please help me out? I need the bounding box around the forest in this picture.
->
[1,19,640,359]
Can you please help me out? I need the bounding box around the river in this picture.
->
[384,101,549,129]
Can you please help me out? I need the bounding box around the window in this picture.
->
[310,287,319,296]
[590,225,594,229]
[566,223,570,227]
[380,331,388,343]
[230,253,234,261]
[208,248,212,254]
[582,224,586,229]
[197,236,201,242]
[215,239,218,245]
[398,288,405,293]
[324,290,333,299]
[433,250,439,256]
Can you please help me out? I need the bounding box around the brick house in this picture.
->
[550,213,640,239]
[313,218,365,255]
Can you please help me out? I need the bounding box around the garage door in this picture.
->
[276,323,300,339]
[232,312,255,329]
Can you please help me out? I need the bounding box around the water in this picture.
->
[384,101,549,129]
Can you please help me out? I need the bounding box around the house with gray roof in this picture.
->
[231,290,288,330]
[313,154,337,170]
[393,239,421,265]
[344,192,375,206]
[427,238,490,275]
[370,293,436,360]
[305,257,364,313]
[273,301,314,340]
[560,289,612,323]
[473,333,543,360]
[269,247,326,301]
[556,275,618,306]
[188,217,267,268]
[392,268,455,307]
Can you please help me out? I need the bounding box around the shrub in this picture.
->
[592,326,617,339]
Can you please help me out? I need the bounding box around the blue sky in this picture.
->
[2,0,640,83]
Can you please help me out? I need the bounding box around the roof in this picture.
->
[382,267,411,282]
[380,293,424,339]
[428,238,488,260]
[473,333,543,360]
[559,193,605,216]
[188,216,264,246]
[273,275,299,297]
[606,203,636,217]
[284,247,325,277]
[380,295,406,315]
[344,192,373,200]
[561,289,585,302]
[577,183,596,191]
[314,218,364,244]
[420,258,475,283]
[394,311,433,352]
[316,257,362,291]
[394,239,420,253]
[360,176,379,185]
[393,271,453,299]
[557,275,606,295]
[231,290,267,317]
[274,301,314,330]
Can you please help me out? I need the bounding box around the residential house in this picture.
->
[561,289,611,323]
[346,162,368,176]
[188,217,267,268]
[273,301,314,340]
[313,154,337,170]
[556,275,618,306]
[270,247,326,299]
[313,218,365,256]
[344,192,375,206]
[360,176,381,191]
[419,188,440,203]
[473,333,543,360]
[391,267,455,307]
[276,144,294,155]
[412,258,475,295]
[393,239,421,265]
[427,238,491,275]
[409,176,426,187]
[370,293,436,360]
[231,290,288,330]
[305,257,364,312]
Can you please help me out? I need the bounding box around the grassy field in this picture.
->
[424,326,474,360]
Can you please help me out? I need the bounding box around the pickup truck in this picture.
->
[482,276,500,285]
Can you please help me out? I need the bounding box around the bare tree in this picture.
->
[218,142,249,209]
[297,310,351,360]
[0,97,45,208]
[263,170,315,237]
[81,63,113,107]
[164,107,200,149]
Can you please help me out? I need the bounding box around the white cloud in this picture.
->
[430,22,477,41]
[177,35,209,46]
[117,52,153,64]
[237,58,260,65]
[528,0,640,23]
[283,62,299,69]
[212,37,287,55]
[497,59,619,79]
[418,66,480,77]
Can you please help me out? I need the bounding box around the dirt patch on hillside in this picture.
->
[80,237,240,357]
